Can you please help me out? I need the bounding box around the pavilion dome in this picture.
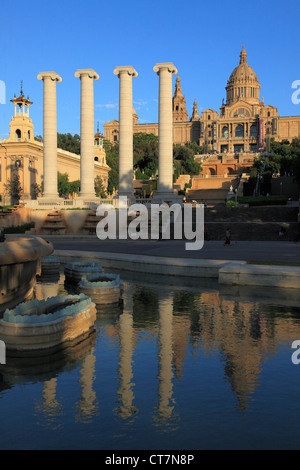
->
[228,45,259,85]
[226,45,261,106]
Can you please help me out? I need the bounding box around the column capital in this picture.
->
[74,69,99,80]
[37,71,62,83]
[113,66,138,78]
[153,63,178,75]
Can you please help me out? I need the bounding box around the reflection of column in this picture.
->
[116,282,137,418]
[37,72,62,199]
[36,378,62,421]
[153,63,177,199]
[75,352,98,422]
[156,293,174,420]
[74,69,99,199]
[113,66,138,199]
[34,281,59,301]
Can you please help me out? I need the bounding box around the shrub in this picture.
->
[237,195,287,206]
[226,200,236,208]
[3,222,35,234]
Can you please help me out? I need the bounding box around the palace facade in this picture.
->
[104,45,300,154]
[0,88,110,203]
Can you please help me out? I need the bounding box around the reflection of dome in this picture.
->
[226,45,261,106]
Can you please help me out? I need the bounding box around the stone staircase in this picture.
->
[186,188,229,204]
[38,211,67,234]
[81,211,102,235]
[186,177,239,204]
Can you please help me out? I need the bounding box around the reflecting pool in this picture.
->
[0,269,300,450]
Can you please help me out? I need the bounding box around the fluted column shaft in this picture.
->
[114,66,138,198]
[75,69,99,199]
[37,72,62,199]
[153,63,177,196]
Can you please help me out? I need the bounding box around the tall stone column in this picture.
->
[153,63,178,201]
[113,66,138,200]
[75,69,99,199]
[37,72,62,199]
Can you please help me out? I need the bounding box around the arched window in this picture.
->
[250,125,257,137]
[222,126,229,138]
[235,124,244,138]
[15,129,21,140]
[27,131,30,140]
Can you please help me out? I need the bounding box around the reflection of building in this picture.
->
[0,88,110,203]
[104,45,300,155]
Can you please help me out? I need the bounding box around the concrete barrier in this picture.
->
[219,262,300,289]
[54,250,242,278]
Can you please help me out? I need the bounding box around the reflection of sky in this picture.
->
[0,273,300,450]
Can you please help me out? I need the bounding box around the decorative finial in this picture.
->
[20,80,23,96]
[239,44,247,64]
[97,121,99,133]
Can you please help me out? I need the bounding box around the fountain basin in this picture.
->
[79,273,123,305]
[0,293,96,356]
[0,237,54,312]
[40,255,60,276]
[64,262,103,285]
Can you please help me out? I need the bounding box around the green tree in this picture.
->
[104,140,119,194]
[57,172,70,196]
[252,154,280,177]
[291,138,300,185]
[68,179,80,195]
[94,175,107,198]
[270,139,293,175]
[5,172,23,203]
[173,145,201,175]
[133,132,158,177]
[57,133,80,154]
[31,182,41,199]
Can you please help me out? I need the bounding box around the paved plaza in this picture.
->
[48,238,300,264]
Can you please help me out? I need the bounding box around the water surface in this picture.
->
[0,271,300,450]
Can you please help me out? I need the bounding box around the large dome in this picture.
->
[228,46,259,86]
[226,45,261,106]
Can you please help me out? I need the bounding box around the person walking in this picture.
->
[224,227,231,246]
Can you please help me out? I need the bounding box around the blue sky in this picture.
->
[1,0,300,139]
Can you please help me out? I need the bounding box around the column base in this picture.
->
[152,192,183,205]
[114,193,136,207]
[36,196,62,208]
[74,196,100,209]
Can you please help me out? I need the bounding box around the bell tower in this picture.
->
[172,75,188,121]
[190,98,200,121]
[9,82,34,143]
